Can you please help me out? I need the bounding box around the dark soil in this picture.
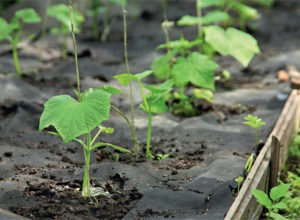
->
[0,1,300,219]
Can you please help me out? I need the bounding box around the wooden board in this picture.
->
[225,90,300,220]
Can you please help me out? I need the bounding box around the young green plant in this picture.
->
[87,0,123,42]
[252,184,291,220]
[47,4,84,59]
[114,71,174,159]
[243,114,266,147]
[0,8,41,77]
[39,1,130,198]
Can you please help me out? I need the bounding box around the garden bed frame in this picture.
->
[225,89,300,220]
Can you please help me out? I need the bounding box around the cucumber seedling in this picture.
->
[39,1,130,198]
[0,8,41,77]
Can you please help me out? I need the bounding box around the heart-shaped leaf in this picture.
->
[172,52,217,90]
[39,90,111,143]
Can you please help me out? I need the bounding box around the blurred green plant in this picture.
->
[87,0,123,42]
[0,8,41,77]
[47,4,84,59]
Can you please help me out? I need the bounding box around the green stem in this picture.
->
[254,128,258,147]
[92,0,100,40]
[196,0,202,35]
[62,25,67,60]
[111,105,140,148]
[146,110,153,159]
[12,40,21,77]
[162,0,171,57]
[101,2,112,42]
[12,21,23,77]
[82,133,91,197]
[122,0,139,154]
[69,0,81,101]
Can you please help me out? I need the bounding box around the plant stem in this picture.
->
[254,128,258,147]
[92,0,100,40]
[196,0,202,35]
[82,133,91,197]
[121,0,139,154]
[12,22,23,77]
[162,0,171,57]
[146,110,153,158]
[111,105,139,147]
[69,0,81,101]
[12,40,21,77]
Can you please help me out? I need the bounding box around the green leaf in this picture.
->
[171,52,217,90]
[134,70,153,81]
[0,18,10,40]
[152,55,173,80]
[193,88,214,102]
[204,26,260,67]
[177,11,230,26]
[177,15,201,26]
[252,189,272,209]
[149,97,169,114]
[229,2,259,20]
[98,85,124,95]
[200,0,225,8]
[39,90,111,143]
[202,11,231,25]
[143,80,174,114]
[243,114,266,129]
[204,26,228,55]
[144,79,174,94]
[15,8,41,23]
[47,4,84,33]
[114,73,134,86]
[269,212,289,220]
[226,28,260,67]
[114,70,152,86]
[272,202,288,210]
[270,184,290,201]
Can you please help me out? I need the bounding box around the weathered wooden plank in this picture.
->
[225,90,300,220]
